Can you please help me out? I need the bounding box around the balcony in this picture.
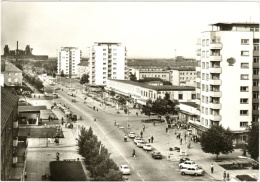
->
[209,114,222,121]
[196,77,201,82]
[208,91,222,97]
[209,42,222,49]
[209,79,222,85]
[195,99,201,105]
[208,102,222,109]
[253,110,259,115]
[196,55,201,60]
[253,75,259,79]
[253,86,259,91]
[253,50,259,56]
[252,98,259,103]
[253,63,259,68]
[13,138,18,147]
[209,55,222,61]
[209,67,222,73]
[196,67,201,72]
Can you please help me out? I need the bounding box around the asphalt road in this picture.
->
[43,82,214,181]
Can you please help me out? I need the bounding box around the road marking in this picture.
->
[59,94,144,181]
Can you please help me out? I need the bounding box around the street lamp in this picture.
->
[99,127,124,155]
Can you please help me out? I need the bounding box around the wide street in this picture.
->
[42,78,215,181]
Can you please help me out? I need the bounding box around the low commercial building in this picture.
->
[106,79,196,105]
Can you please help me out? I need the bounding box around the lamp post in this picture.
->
[99,127,124,155]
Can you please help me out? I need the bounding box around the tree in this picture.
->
[117,97,126,106]
[80,74,89,85]
[15,63,23,71]
[129,73,137,81]
[61,70,65,77]
[246,123,259,160]
[110,90,116,97]
[200,125,234,159]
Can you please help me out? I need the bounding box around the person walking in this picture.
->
[153,121,155,126]
[151,136,154,143]
[132,149,136,157]
[114,120,116,126]
[223,171,226,181]
[210,163,214,173]
[180,138,182,145]
[148,136,151,143]
[143,125,145,132]
[227,173,230,181]
[140,131,143,138]
[166,127,168,133]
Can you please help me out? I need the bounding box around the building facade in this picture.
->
[1,62,23,86]
[106,79,196,105]
[89,42,127,85]
[57,47,82,77]
[195,22,259,145]
[169,68,197,86]
[77,61,89,78]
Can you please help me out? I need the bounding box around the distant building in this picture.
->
[89,42,127,86]
[130,68,170,81]
[106,79,196,105]
[57,47,82,77]
[77,60,89,78]
[1,61,23,86]
[194,22,259,145]
[169,68,197,86]
[2,41,48,61]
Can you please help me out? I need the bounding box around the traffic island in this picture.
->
[50,161,87,181]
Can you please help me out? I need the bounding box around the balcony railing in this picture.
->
[209,67,222,73]
[209,55,222,61]
[209,42,222,49]
[209,114,222,121]
[208,91,222,97]
[209,79,222,85]
[208,102,222,109]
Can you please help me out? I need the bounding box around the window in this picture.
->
[240,86,249,92]
[206,51,209,58]
[253,115,259,122]
[253,91,259,98]
[240,74,249,80]
[103,53,106,55]
[241,51,249,56]
[178,94,183,100]
[240,98,248,104]
[206,39,209,46]
[240,135,247,142]
[103,67,106,70]
[253,39,259,43]
[15,73,17,76]
[113,53,117,56]
[103,58,106,60]
[202,62,205,69]
[240,110,248,115]
[202,51,205,58]
[241,39,249,45]
[241,63,249,68]
[254,44,259,51]
[103,72,106,74]
[202,39,205,46]
[103,49,106,51]
[253,80,259,86]
[253,69,259,75]
[8,73,11,76]
[113,58,117,60]
[253,103,259,110]
[240,122,248,127]
[253,57,259,63]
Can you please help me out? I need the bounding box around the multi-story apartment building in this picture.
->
[57,47,81,77]
[169,68,197,86]
[89,42,127,85]
[194,22,259,145]
[106,79,196,105]
[77,61,89,78]
[1,61,23,87]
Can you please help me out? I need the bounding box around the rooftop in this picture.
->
[210,22,259,27]
[18,105,47,113]
[170,67,196,71]
[1,87,19,130]
[3,62,22,72]
[180,102,197,108]
[109,79,195,91]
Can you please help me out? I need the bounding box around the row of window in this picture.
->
[141,74,167,78]
[180,72,196,75]
[8,78,18,82]
[8,73,18,76]
[103,49,117,51]
[103,53,117,56]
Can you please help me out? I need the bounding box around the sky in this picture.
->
[1,1,259,59]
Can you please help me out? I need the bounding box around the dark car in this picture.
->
[151,151,162,159]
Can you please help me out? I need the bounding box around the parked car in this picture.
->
[134,136,143,144]
[128,132,136,138]
[68,92,73,96]
[119,165,131,175]
[143,144,152,151]
[137,141,146,148]
[179,161,198,169]
[151,151,163,159]
[180,166,205,176]
[54,87,61,90]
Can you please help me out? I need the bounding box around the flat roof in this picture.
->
[170,67,196,71]
[18,105,47,113]
[180,102,197,107]
[210,22,259,27]
[109,79,195,91]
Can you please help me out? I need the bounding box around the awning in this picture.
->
[188,122,208,132]
[179,110,197,116]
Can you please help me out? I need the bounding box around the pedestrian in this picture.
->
[223,171,226,181]
[188,141,191,148]
[143,125,145,132]
[180,138,182,145]
[153,121,155,126]
[151,136,154,143]
[210,163,214,173]
[97,109,98,112]
[94,117,96,122]
[148,136,151,143]
[136,112,138,116]
[24,171,27,179]
[227,173,230,181]
[140,131,143,138]
[166,127,168,133]
[114,120,116,126]
[48,115,51,122]
[132,149,136,157]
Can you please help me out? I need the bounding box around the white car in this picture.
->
[134,137,143,144]
[68,92,73,96]
[128,132,136,138]
[180,166,205,176]
[137,141,146,148]
[119,165,131,175]
[143,144,152,151]
[179,161,198,169]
